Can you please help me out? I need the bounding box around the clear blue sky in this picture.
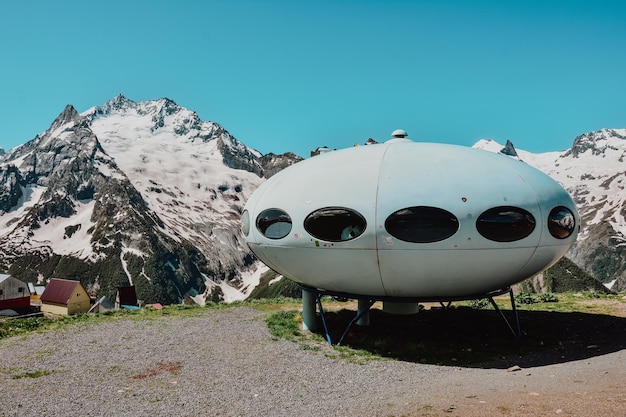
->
[1,0,625,157]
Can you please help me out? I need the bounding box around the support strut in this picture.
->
[299,285,522,345]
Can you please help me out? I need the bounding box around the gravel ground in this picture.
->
[0,306,625,417]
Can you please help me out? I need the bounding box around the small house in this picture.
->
[0,274,30,312]
[40,278,91,315]
[115,286,138,309]
[28,282,46,305]
[88,296,115,313]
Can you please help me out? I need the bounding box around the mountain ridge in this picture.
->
[0,96,294,304]
[1,95,624,305]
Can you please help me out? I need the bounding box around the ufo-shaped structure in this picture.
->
[242,131,578,342]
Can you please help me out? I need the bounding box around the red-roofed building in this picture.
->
[40,278,91,315]
[0,274,30,312]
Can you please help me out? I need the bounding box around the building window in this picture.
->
[256,208,292,239]
[304,207,366,242]
[385,206,459,243]
[476,206,536,242]
[548,206,576,239]
[18,287,24,293]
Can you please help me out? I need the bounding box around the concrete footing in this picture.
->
[301,289,317,331]
[356,299,371,326]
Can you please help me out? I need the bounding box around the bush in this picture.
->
[515,292,559,304]
[515,293,538,305]
[538,293,559,303]
[583,290,608,299]
[469,298,490,309]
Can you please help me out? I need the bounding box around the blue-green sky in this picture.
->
[1,0,625,157]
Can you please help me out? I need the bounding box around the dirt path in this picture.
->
[0,305,624,417]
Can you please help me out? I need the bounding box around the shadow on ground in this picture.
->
[312,307,626,369]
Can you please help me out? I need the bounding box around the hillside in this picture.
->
[0,96,300,304]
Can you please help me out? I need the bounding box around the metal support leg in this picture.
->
[508,288,521,339]
[337,300,376,346]
[488,289,521,340]
[298,285,522,345]
[316,295,333,346]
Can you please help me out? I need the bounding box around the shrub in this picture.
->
[538,293,559,303]
[515,292,538,305]
[469,298,490,309]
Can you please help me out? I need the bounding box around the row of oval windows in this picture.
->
[242,205,576,243]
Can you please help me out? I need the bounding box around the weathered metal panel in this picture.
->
[0,275,29,301]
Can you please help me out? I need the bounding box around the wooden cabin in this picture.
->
[40,278,91,315]
[0,274,30,312]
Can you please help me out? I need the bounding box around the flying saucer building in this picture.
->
[242,131,578,340]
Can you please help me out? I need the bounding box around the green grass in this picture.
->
[265,310,302,340]
[0,303,227,339]
[243,297,302,312]
[0,297,303,341]
[11,369,57,379]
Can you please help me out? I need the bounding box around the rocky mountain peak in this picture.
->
[500,140,518,157]
[153,97,180,113]
[258,152,303,178]
[50,104,81,129]
[566,128,626,158]
[216,134,264,177]
[83,94,266,177]
[101,93,135,114]
[101,95,181,120]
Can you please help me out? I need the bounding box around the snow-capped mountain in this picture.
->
[1,94,624,304]
[0,95,300,304]
[475,129,626,292]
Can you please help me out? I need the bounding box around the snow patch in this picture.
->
[0,185,46,238]
[218,264,270,302]
[30,199,97,260]
[268,275,283,286]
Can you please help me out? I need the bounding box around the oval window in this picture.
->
[256,208,292,239]
[548,206,575,239]
[304,207,366,242]
[476,206,536,242]
[241,210,251,236]
[385,206,459,243]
